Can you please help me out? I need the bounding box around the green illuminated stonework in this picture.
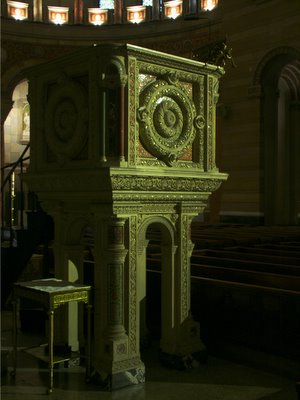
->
[25,44,227,390]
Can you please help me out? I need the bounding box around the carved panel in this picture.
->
[180,215,189,320]
[53,290,89,307]
[111,175,223,193]
[44,77,88,161]
[128,57,138,166]
[138,77,197,166]
[108,264,123,325]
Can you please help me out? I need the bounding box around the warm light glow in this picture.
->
[48,6,69,25]
[202,0,218,11]
[164,0,182,20]
[127,6,146,24]
[7,1,28,21]
[88,8,108,25]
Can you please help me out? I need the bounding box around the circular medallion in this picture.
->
[138,80,196,165]
[45,80,88,159]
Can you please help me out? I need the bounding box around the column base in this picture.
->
[89,362,145,391]
[159,348,207,370]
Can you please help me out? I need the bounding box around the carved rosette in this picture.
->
[45,78,88,159]
[138,78,197,166]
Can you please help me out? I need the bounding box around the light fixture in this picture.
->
[201,0,218,11]
[7,1,28,21]
[127,5,146,24]
[48,6,69,25]
[164,0,182,20]
[88,8,108,25]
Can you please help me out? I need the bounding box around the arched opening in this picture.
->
[56,221,95,353]
[145,224,163,343]
[138,219,175,362]
[2,79,31,231]
[260,50,300,225]
[3,79,30,164]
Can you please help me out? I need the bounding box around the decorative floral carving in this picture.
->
[207,76,214,170]
[112,357,144,373]
[111,175,224,193]
[162,71,179,85]
[129,58,138,166]
[108,264,122,325]
[194,115,206,130]
[116,343,127,355]
[112,193,210,203]
[53,291,89,307]
[128,216,137,354]
[138,79,196,166]
[180,215,189,320]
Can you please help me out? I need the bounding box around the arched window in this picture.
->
[3,79,29,165]
[99,0,114,9]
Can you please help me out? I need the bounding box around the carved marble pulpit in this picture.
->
[25,43,227,390]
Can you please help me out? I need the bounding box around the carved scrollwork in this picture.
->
[194,115,206,129]
[162,71,179,85]
[111,175,223,193]
[45,78,88,159]
[138,80,196,166]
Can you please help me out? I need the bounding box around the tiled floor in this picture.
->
[1,310,299,400]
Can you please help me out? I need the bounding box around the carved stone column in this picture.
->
[206,75,219,172]
[65,245,85,351]
[137,238,149,347]
[92,216,145,390]
[160,208,206,368]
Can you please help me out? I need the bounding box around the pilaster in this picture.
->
[160,206,206,368]
[91,216,145,390]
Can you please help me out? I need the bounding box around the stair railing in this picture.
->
[1,143,30,245]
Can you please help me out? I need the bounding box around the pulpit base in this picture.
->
[90,363,145,391]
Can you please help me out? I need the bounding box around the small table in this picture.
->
[12,278,92,394]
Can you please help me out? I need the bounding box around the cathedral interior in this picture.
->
[1,1,300,399]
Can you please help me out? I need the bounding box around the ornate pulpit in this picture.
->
[25,43,227,390]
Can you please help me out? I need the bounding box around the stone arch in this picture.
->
[1,58,46,123]
[253,46,300,87]
[63,215,95,283]
[54,214,95,352]
[138,215,175,245]
[3,79,30,166]
[64,215,93,246]
[255,46,300,225]
[137,216,177,355]
[1,58,46,170]
[105,56,128,86]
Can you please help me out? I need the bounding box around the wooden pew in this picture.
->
[221,246,300,259]
[146,256,300,293]
[255,243,300,252]
[191,252,300,275]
